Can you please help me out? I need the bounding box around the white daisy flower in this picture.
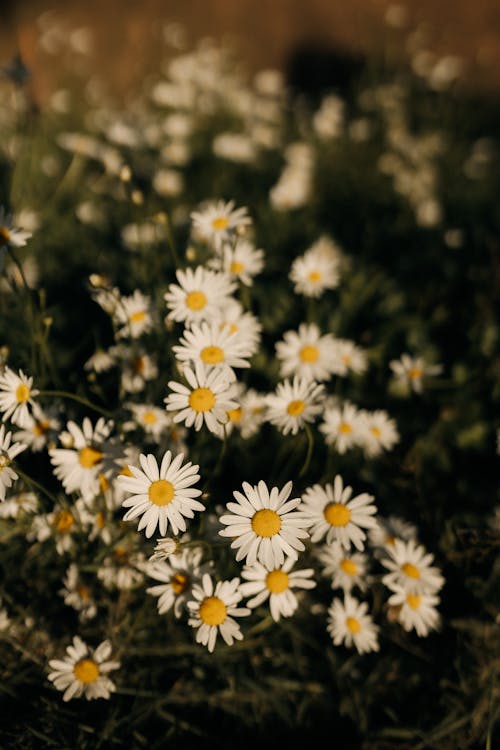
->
[0,490,38,518]
[113,289,154,339]
[275,323,338,382]
[358,409,400,457]
[13,404,60,452]
[97,545,146,590]
[190,199,252,251]
[47,636,120,701]
[389,353,443,394]
[381,538,445,595]
[330,339,368,377]
[172,320,252,377]
[117,450,204,538]
[299,474,378,551]
[387,587,441,637]
[219,480,310,568]
[240,556,316,621]
[146,546,211,618]
[212,299,262,355]
[368,515,418,552]
[149,536,181,562]
[109,346,158,395]
[76,499,113,546]
[237,388,267,439]
[165,362,238,437]
[164,266,236,325]
[28,505,79,555]
[0,206,32,248]
[314,541,368,592]
[59,564,97,621]
[0,424,27,501]
[123,402,172,441]
[265,376,325,436]
[187,573,251,653]
[318,401,365,453]
[84,347,116,374]
[289,236,342,297]
[327,593,380,654]
[220,239,264,286]
[0,367,39,428]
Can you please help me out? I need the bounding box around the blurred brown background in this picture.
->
[2,0,500,100]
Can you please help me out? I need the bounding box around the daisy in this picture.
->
[289,236,342,297]
[123,402,172,441]
[149,536,181,562]
[0,490,38,519]
[146,546,211,617]
[76,499,113,546]
[0,424,27,501]
[29,505,79,555]
[212,299,262,356]
[117,450,204,538]
[387,587,441,637]
[220,239,264,286]
[368,515,418,552]
[327,593,380,653]
[172,320,252,377]
[381,538,445,595]
[318,401,365,454]
[389,353,443,394]
[240,556,316,621]
[97,544,146,590]
[237,388,267,439]
[299,474,378,551]
[265,376,325,436]
[47,636,120,701]
[0,367,39,428]
[109,345,158,395]
[314,541,368,592]
[0,206,32,248]
[114,289,154,339]
[330,339,368,377]
[190,199,252,251]
[13,404,60,452]
[164,266,236,325]
[59,564,97,621]
[165,361,238,437]
[218,479,310,568]
[358,409,400,457]
[187,573,251,653]
[275,323,338,382]
[84,348,115,374]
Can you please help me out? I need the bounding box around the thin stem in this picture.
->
[299,423,314,478]
[39,390,115,418]
[14,466,59,505]
[6,246,32,291]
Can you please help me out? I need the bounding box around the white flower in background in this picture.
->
[76,499,113,546]
[0,367,39,428]
[0,206,32,248]
[387,587,441,637]
[313,94,345,139]
[240,557,316,621]
[319,401,365,454]
[117,450,204,538]
[28,505,79,555]
[358,409,400,457]
[220,239,265,286]
[123,402,172,441]
[152,168,184,197]
[275,323,338,382]
[327,593,380,654]
[190,199,252,250]
[59,564,97,621]
[212,132,257,164]
[83,347,116,374]
[381,538,445,595]
[187,573,251,653]
[330,339,368,377]
[389,353,443,393]
[149,536,180,562]
[0,598,10,632]
[97,545,146,590]
[164,266,236,325]
[265,376,324,436]
[289,236,342,297]
[314,541,368,592]
[269,165,312,211]
[109,346,158,395]
[114,290,154,339]
[0,424,27,501]
[368,515,418,552]
[237,388,268,439]
[300,474,378,551]
[146,546,211,617]
[212,299,262,355]
[121,220,166,251]
[172,320,252,378]
[0,490,38,518]
[219,480,310,568]
[13,404,60,452]
[47,636,120,701]
[165,362,238,436]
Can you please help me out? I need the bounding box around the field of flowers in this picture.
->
[0,16,499,750]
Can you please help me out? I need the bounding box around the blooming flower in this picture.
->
[381,538,445,595]
[0,367,39,428]
[389,353,443,393]
[327,593,380,653]
[59,564,97,621]
[13,404,60,452]
[164,266,236,325]
[190,199,252,251]
[172,320,252,378]
[123,402,172,441]
[0,206,32,248]
[187,573,251,652]
[387,587,441,636]
[358,409,400,457]
[314,541,368,592]
[330,339,367,377]
[265,376,324,436]
[0,424,27,501]
[146,546,211,617]
[220,239,264,285]
[289,236,342,297]
[275,323,338,382]
[240,556,316,621]
[47,636,120,701]
[113,289,154,339]
[318,401,365,454]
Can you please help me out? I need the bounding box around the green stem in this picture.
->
[6,246,32,291]
[39,390,115,418]
[299,423,314,478]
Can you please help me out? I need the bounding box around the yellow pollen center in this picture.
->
[0,455,10,471]
[251,508,281,537]
[129,310,146,323]
[287,399,305,416]
[134,356,145,374]
[33,420,50,436]
[211,216,229,231]
[386,534,396,547]
[346,616,361,634]
[339,422,352,434]
[142,410,157,425]
[227,406,242,422]
[15,384,30,403]
[406,593,422,609]
[113,546,128,563]
[95,511,105,529]
[402,562,421,579]
[199,596,227,625]
[409,367,423,379]
[148,479,175,506]
[119,465,134,477]
[79,447,103,468]
[300,345,319,363]
[170,573,189,594]
[0,226,11,244]
[186,290,207,311]
[77,585,91,601]
[324,503,351,527]
[54,510,74,533]
[200,345,225,365]
[308,270,322,283]
[340,559,358,576]
[370,427,382,438]
[73,659,99,684]
[189,387,215,412]
[265,569,289,593]
[341,354,352,365]
[230,261,244,274]
[98,474,110,493]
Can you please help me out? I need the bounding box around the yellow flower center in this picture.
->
[346,616,361,634]
[15,384,30,403]
[129,310,146,323]
[406,593,422,609]
[409,367,423,379]
[370,426,381,438]
[134,356,145,374]
[287,399,305,416]
[33,420,50,436]
[113,546,128,563]
[119,465,134,477]
[308,270,322,283]
[170,572,189,594]
[73,658,100,684]
[149,479,175,506]
[77,585,91,601]
[200,345,225,365]
[402,562,421,579]
[199,595,227,625]
[54,510,75,533]
[99,474,110,493]
[142,410,157,425]
[265,569,289,593]
[0,226,11,244]
[0,455,10,471]
[324,503,351,527]
[251,508,281,537]
[211,216,229,231]
[338,422,352,434]
[95,511,106,529]
[340,559,358,576]
[227,407,242,423]
[299,345,319,363]
[185,290,207,311]
[341,354,352,365]
[79,447,103,468]
[386,534,396,547]
[230,261,244,274]
[189,387,215,412]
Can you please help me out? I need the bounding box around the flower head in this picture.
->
[327,593,379,653]
[240,556,316,621]
[164,266,236,325]
[265,376,324,436]
[187,573,251,652]
[0,367,39,428]
[47,636,120,701]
